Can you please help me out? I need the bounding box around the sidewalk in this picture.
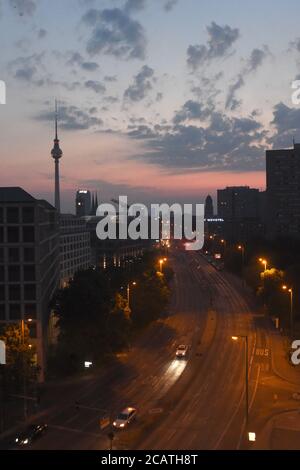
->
[254,409,300,449]
[269,328,300,385]
[252,326,300,449]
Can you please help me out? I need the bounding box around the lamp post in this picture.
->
[237,245,245,267]
[282,285,294,337]
[259,258,268,310]
[20,318,32,420]
[259,258,268,272]
[232,335,249,431]
[127,281,136,310]
[159,258,164,273]
[237,245,246,286]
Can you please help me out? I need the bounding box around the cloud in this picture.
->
[173,100,211,124]
[104,75,117,82]
[270,102,300,147]
[163,0,178,11]
[38,28,47,39]
[124,0,147,13]
[9,0,37,16]
[36,104,103,131]
[8,53,45,83]
[124,65,155,102]
[81,61,99,71]
[127,112,265,172]
[187,22,239,70]
[289,38,300,53]
[82,7,147,60]
[85,80,106,93]
[225,45,270,110]
[123,0,177,13]
[225,74,244,111]
[66,51,99,71]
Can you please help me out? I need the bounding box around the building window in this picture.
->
[7,227,19,243]
[0,227,3,243]
[0,304,5,320]
[7,207,19,224]
[24,304,36,319]
[8,266,20,282]
[24,284,36,301]
[0,248,4,263]
[0,285,5,301]
[9,304,21,320]
[23,265,35,281]
[0,208,3,224]
[8,248,19,263]
[24,247,35,262]
[0,266,4,282]
[9,284,21,301]
[22,207,34,224]
[29,323,37,338]
[23,227,35,243]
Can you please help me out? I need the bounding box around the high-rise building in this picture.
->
[76,190,91,217]
[266,142,300,239]
[0,187,60,380]
[204,195,214,218]
[51,102,63,214]
[59,214,91,287]
[217,186,264,241]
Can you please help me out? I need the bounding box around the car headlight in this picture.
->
[120,423,125,428]
[113,421,117,426]
[23,439,29,445]
[15,438,19,442]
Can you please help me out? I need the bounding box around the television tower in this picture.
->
[51,101,63,213]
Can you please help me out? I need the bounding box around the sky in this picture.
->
[1,0,300,212]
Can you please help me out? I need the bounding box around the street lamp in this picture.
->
[259,258,268,271]
[237,245,245,266]
[159,258,164,273]
[127,281,137,310]
[232,335,249,431]
[20,318,33,420]
[282,285,294,337]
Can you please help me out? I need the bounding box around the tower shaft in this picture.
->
[54,158,60,213]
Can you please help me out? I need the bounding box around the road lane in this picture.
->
[25,251,210,450]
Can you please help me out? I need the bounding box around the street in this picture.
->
[3,249,300,450]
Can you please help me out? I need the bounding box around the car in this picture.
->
[113,407,137,429]
[176,344,189,358]
[14,424,48,446]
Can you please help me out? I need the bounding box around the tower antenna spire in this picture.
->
[55,99,58,140]
[51,100,63,214]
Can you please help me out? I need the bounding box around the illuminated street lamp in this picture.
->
[232,335,249,431]
[159,258,165,273]
[237,245,245,266]
[282,285,294,337]
[127,281,137,310]
[20,318,33,420]
[259,258,268,271]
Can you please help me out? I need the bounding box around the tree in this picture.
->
[53,268,113,371]
[131,270,170,328]
[106,293,132,351]
[0,323,37,390]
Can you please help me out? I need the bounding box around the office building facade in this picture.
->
[217,186,264,241]
[0,187,60,380]
[59,214,91,287]
[266,143,300,239]
[75,190,91,218]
